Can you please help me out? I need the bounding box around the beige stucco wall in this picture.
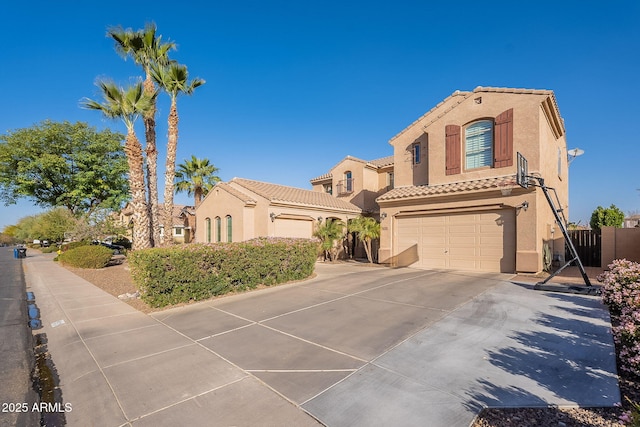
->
[602,227,640,266]
[196,183,361,246]
[195,186,252,243]
[381,90,569,273]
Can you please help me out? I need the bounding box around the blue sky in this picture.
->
[1,0,638,230]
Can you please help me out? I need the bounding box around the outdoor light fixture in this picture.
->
[270,212,276,222]
[517,201,529,211]
[317,216,323,222]
[380,212,387,220]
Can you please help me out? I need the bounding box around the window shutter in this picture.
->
[445,124,461,175]
[494,108,513,168]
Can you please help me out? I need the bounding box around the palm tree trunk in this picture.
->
[163,100,179,246]
[125,132,151,250]
[143,75,161,247]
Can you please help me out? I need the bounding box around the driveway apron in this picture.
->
[22,253,619,426]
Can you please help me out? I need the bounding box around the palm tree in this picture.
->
[347,216,380,263]
[82,81,156,250]
[174,156,221,207]
[151,63,205,244]
[313,219,346,262]
[108,23,175,246]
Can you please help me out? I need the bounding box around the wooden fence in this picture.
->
[567,230,601,267]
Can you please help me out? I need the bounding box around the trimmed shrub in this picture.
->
[129,237,319,308]
[60,241,90,252]
[57,245,114,269]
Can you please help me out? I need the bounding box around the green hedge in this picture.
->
[129,237,319,308]
[57,245,114,269]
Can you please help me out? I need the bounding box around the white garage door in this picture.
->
[274,218,313,238]
[396,210,515,272]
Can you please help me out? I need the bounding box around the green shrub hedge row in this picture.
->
[57,245,114,269]
[129,237,319,308]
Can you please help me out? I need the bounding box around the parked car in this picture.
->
[91,240,125,255]
[33,239,41,245]
[41,240,50,248]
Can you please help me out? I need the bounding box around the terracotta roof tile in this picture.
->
[216,182,258,204]
[232,178,361,212]
[367,155,394,167]
[377,175,520,202]
[310,155,393,183]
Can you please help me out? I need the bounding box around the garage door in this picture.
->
[396,210,515,272]
[274,218,313,238]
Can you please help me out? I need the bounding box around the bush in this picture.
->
[57,245,114,269]
[41,246,58,254]
[129,237,319,308]
[600,259,640,377]
[60,241,90,252]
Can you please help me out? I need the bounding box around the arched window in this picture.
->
[215,217,221,242]
[226,215,232,242]
[205,218,211,243]
[465,120,493,169]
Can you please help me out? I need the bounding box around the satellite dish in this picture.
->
[567,148,584,158]
[567,148,584,165]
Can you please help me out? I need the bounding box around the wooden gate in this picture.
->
[567,230,601,267]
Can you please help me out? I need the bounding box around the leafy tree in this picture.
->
[83,81,156,250]
[313,219,345,261]
[0,121,129,214]
[175,156,221,207]
[35,208,77,243]
[590,204,625,231]
[348,216,380,263]
[108,22,176,246]
[151,63,205,244]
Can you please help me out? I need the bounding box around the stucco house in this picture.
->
[195,178,361,244]
[116,203,195,244]
[376,87,569,273]
[194,86,569,273]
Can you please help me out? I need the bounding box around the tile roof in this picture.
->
[377,175,522,202]
[216,182,258,204]
[310,155,394,182]
[232,178,362,212]
[367,155,394,167]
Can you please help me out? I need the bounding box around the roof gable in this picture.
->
[389,86,564,144]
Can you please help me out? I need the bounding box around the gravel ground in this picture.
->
[60,256,636,426]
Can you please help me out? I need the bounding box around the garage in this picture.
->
[273,217,313,238]
[396,209,516,272]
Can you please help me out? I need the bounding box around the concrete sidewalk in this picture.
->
[21,252,620,426]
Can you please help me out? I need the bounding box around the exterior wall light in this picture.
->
[270,212,276,222]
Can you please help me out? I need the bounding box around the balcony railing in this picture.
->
[336,178,354,195]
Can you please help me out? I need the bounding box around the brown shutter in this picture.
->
[445,124,461,175]
[494,108,513,168]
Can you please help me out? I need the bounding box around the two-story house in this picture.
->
[376,87,569,273]
[310,155,394,215]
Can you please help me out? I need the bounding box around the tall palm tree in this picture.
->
[82,81,156,250]
[313,219,346,262]
[174,156,220,207]
[108,23,175,246]
[347,216,381,263]
[151,63,205,243]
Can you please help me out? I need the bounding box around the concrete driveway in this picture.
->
[22,253,619,427]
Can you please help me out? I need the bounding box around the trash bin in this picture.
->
[17,248,26,258]
[13,248,18,258]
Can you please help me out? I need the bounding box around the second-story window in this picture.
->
[387,172,394,189]
[323,183,332,195]
[412,143,421,165]
[345,171,353,192]
[465,120,493,169]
